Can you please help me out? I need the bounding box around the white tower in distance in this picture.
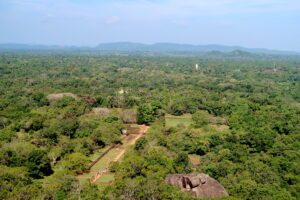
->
[195,64,199,70]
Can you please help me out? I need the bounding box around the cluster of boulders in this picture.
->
[165,173,228,198]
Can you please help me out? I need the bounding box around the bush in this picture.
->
[0,127,17,142]
[56,96,75,108]
[137,104,155,124]
[26,149,53,178]
[63,153,90,174]
[134,137,148,151]
[104,116,119,123]
[192,110,210,127]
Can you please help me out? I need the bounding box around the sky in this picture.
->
[0,0,299,51]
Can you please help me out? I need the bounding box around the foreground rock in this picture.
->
[166,174,228,198]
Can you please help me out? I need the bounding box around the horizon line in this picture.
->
[0,42,299,53]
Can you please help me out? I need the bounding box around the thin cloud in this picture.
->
[170,20,188,26]
[106,16,121,24]
[4,0,300,19]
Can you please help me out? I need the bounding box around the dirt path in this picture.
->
[130,125,149,145]
[113,149,125,162]
[80,124,150,184]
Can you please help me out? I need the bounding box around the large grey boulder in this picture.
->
[165,174,228,198]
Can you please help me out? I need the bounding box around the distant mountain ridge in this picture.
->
[95,42,299,55]
[0,42,298,55]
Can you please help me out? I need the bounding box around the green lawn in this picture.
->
[77,173,95,183]
[90,148,119,171]
[89,146,110,162]
[165,114,192,128]
[38,176,56,184]
[96,174,114,184]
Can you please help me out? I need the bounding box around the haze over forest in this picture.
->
[0,0,300,51]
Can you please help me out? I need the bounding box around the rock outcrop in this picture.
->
[165,173,228,198]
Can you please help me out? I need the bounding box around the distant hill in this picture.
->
[0,42,299,55]
[95,42,299,55]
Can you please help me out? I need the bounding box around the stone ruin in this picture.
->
[165,173,228,198]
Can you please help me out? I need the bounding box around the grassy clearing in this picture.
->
[126,124,141,134]
[89,146,110,162]
[96,174,114,183]
[77,173,94,184]
[39,176,56,184]
[165,114,192,128]
[210,124,230,133]
[90,148,119,171]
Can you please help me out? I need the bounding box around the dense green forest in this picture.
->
[0,53,299,200]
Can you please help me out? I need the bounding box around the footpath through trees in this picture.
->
[78,124,150,184]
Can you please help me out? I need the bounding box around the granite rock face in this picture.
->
[165,174,228,198]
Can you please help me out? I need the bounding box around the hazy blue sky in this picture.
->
[0,0,299,51]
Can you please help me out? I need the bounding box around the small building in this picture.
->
[118,89,128,94]
[120,128,128,135]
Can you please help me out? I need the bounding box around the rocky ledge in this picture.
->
[165,173,228,198]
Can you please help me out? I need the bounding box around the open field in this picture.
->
[77,125,150,184]
[89,146,111,162]
[96,173,114,184]
[165,114,192,128]
[90,148,119,171]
